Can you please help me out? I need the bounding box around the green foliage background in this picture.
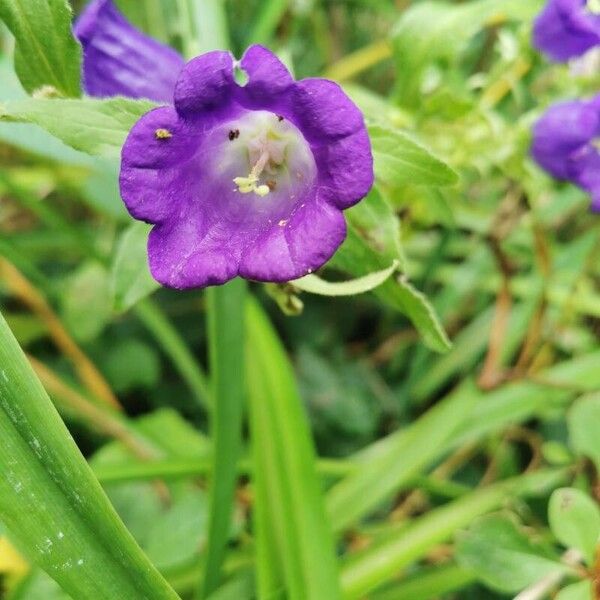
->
[0,0,599,599]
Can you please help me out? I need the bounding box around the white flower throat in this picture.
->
[226,111,314,198]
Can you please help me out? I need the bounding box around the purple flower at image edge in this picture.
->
[533,0,600,62]
[74,0,374,290]
[531,95,600,211]
[74,0,184,102]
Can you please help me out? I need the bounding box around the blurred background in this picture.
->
[1,0,600,599]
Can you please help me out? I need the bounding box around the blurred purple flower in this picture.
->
[119,46,373,289]
[74,0,184,102]
[531,95,600,210]
[533,0,600,62]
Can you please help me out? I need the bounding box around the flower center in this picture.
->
[218,111,314,199]
[587,0,600,14]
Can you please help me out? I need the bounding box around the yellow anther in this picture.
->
[155,128,173,140]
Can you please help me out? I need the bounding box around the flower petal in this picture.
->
[292,78,364,143]
[531,98,599,180]
[174,51,235,116]
[148,219,239,289]
[239,198,347,282]
[314,128,374,209]
[533,0,600,62]
[74,0,184,102]
[120,107,199,222]
[568,144,600,200]
[239,45,294,104]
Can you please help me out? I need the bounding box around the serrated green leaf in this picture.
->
[549,488,600,565]
[330,190,450,352]
[0,0,82,97]
[0,97,155,157]
[111,222,159,312]
[455,515,567,593]
[0,310,180,599]
[369,123,458,187]
[293,261,398,296]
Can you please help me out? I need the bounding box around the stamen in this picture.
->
[233,149,274,197]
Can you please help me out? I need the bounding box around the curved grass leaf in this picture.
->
[0,97,155,158]
[0,0,81,97]
[246,298,341,600]
[0,310,180,600]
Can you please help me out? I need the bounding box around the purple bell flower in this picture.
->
[531,95,600,211]
[533,0,600,62]
[119,47,374,288]
[74,0,184,102]
[74,1,374,289]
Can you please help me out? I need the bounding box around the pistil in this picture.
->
[233,149,273,197]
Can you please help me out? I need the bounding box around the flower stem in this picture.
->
[199,279,247,598]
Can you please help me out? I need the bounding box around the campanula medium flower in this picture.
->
[533,0,600,62]
[74,0,184,103]
[531,95,600,211]
[74,0,374,289]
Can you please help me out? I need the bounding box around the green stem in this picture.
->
[192,0,230,53]
[134,299,211,412]
[199,279,247,598]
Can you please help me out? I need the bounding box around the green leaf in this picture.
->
[111,222,159,312]
[292,261,398,296]
[61,262,112,343]
[0,97,155,158]
[0,310,180,599]
[568,394,600,471]
[0,0,81,97]
[556,581,593,600]
[369,123,458,188]
[392,0,544,107]
[326,381,478,532]
[330,190,450,352]
[341,470,566,599]
[455,515,566,593]
[549,488,600,565]
[246,298,342,600]
[202,280,247,596]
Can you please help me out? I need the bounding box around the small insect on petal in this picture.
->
[155,128,173,140]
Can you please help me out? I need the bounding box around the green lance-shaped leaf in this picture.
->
[568,393,600,471]
[246,298,342,600]
[0,0,82,97]
[369,123,458,188]
[549,487,600,565]
[556,581,594,600]
[0,310,180,600]
[0,97,156,158]
[455,514,568,593]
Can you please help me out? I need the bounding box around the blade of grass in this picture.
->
[246,297,342,600]
[341,469,566,599]
[245,0,288,46]
[0,309,180,599]
[326,380,480,533]
[200,279,247,598]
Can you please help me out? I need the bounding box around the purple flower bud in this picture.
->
[119,46,374,289]
[74,0,184,102]
[531,95,600,210]
[533,0,600,62]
